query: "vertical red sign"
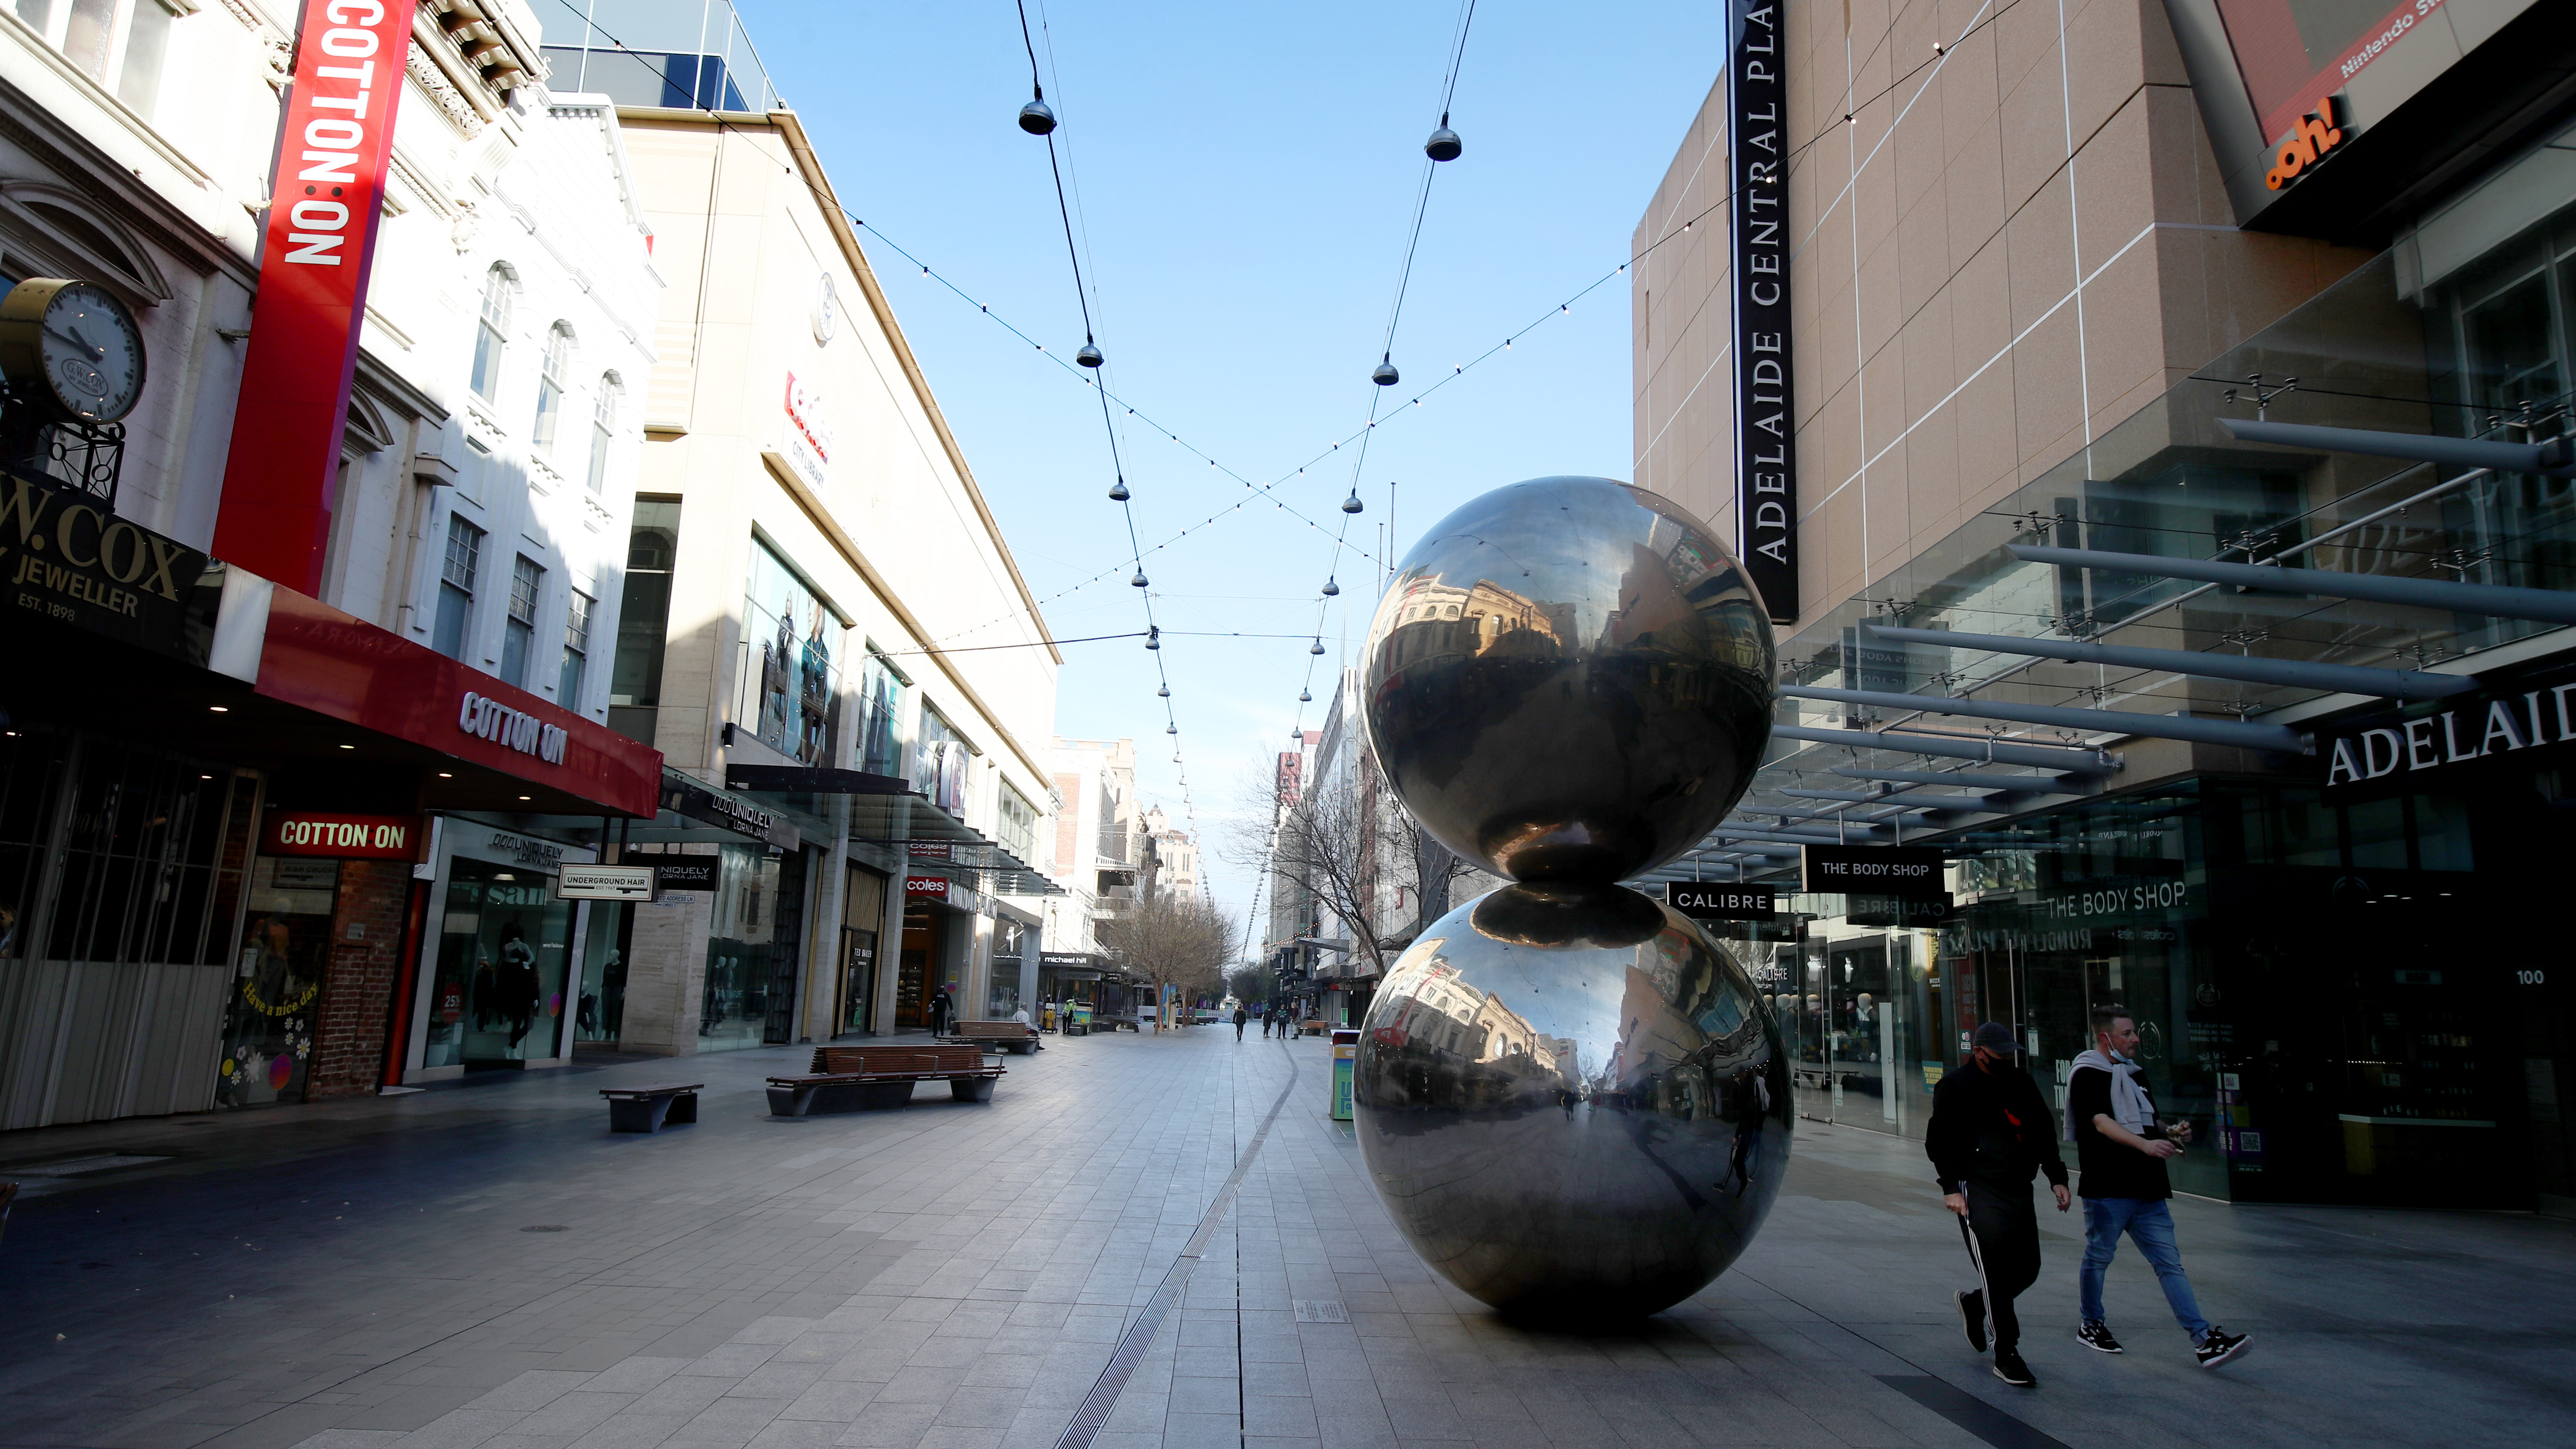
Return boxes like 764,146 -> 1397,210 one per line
212,0 -> 418,596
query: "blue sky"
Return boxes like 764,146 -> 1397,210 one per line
748,0 -> 1727,933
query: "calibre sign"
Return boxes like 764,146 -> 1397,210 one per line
1730,0 -> 1796,622
1666,883 -> 1779,921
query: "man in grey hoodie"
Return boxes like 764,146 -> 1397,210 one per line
2067,1004 -> 2249,1369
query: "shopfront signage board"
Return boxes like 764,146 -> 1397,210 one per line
905,841 -> 953,860
2,470 -> 217,660
555,864 -> 657,902
906,875 -> 950,901
262,810 -> 418,860
1843,893 -> 1956,927
212,0 -> 419,595
1728,0 -> 1797,620
1801,844 -> 1945,897
1665,883 -> 1778,921
652,857 -> 719,892
660,773 -> 792,846
2321,670 -> 2576,795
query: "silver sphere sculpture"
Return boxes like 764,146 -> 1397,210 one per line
1360,475 -> 1775,882
1352,475 -> 1787,1321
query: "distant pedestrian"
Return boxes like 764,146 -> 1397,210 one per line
1233,1004 -> 1249,1041
1928,1022 -> 2069,1388
928,985 -> 955,1036
2068,1005 -> 2249,1368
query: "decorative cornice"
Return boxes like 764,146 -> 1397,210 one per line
406,40 -> 486,138
0,85 -> 234,284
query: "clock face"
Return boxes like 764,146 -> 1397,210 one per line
40,282 -> 145,423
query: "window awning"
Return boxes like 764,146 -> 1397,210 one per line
719,772 -> 1063,896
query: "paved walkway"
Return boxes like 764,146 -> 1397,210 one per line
1,1028 -> 2571,1449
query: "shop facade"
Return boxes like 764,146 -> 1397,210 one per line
1637,0 -> 2576,1212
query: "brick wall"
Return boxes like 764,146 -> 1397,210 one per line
307,860 -> 416,1100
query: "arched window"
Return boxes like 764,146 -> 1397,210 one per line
532,321 -> 575,450
587,371 -> 622,493
470,264 -> 516,402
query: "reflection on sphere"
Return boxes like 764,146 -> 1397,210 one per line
1360,476 -> 1775,884
1354,883 -> 1792,1321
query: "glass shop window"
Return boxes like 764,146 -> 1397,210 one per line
421,858 -> 573,1070
741,539 -> 845,767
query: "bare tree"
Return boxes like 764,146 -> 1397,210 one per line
1095,889 -> 1237,1032
1235,755 -> 1479,978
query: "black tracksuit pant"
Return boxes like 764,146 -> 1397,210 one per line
1960,1176 -> 2042,1352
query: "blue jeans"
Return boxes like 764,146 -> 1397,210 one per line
2079,1197 -> 2210,1340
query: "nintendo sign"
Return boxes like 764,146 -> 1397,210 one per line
263,810 -> 419,860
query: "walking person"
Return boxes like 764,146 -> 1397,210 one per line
1233,1003 -> 1249,1041
1928,1022 -> 2070,1387
2068,1005 -> 2250,1368
927,984 -> 955,1037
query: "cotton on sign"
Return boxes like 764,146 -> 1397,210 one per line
212,0 -> 420,597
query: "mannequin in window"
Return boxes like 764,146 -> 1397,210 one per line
496,921 -> 540,1047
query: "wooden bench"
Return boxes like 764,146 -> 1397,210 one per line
943,1020 -> 1039,1055
1298,1020 -> 1329,1037
601,1083 -> 703,1133
765,1045 -> 1003,1117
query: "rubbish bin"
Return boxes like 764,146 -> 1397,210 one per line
1330,1028 -> 1358,1121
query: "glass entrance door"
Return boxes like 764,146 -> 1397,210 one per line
421,858 -> 572,1070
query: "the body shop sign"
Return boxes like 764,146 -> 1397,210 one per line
211,0 -> 417,596
264,810 -> 418,860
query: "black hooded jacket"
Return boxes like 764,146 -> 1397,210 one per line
1927,1057 -> 2069,1194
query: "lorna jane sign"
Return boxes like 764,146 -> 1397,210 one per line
212,0 -> 419,596
461,691 -> 568,765
1728,0 -> 1796,621
263,810 -> 418,860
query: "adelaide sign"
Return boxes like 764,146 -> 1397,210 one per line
1729,0 -> 1797,621
212,0 -> 418,596
2322,669 -> 2576,793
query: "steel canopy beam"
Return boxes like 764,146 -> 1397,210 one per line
1782,685 -> 2310,752
1860,622 -> 2476,700
2005,543 -> 2576,628
1782,786 -> 1998,809
1773,723 -> 2121,773
2218,417 -> 2575,477
1831,766 -> 2077,793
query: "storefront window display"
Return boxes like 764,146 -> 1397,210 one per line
700,841 -> 805,1050
857,649 -> 907,778
422,859 -> 573,1069
743,540 -> 844,767
217,856 -> 337,1106
987,918 -> 1025,1017
572,902 -> 633,1046
837,866 -> 885,1036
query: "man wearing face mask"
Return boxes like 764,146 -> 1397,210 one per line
1928,1021 -> 2068,1387
2067,1005 -> 2250,1369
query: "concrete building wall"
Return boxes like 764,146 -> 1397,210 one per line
1633,0 -> 2372,621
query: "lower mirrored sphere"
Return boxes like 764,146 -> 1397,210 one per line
1354,883 -> 1792,1321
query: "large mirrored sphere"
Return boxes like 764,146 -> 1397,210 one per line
1354,882 -> 1792,1320
1361,476 -> 1775,883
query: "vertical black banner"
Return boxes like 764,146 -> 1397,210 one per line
1729,0 -> 1796,622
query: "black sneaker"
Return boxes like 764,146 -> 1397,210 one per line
2196,1328 -> 2250,1369
1956,1289 -> 1987,1352
2077,1320 -> 2124,1353
1992,1349 -> 2035,1386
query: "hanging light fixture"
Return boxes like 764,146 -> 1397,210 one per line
1018,93 -> 1056,135
1166,724 -> 1177,734
1131,568 -> 1149,588
1321,576 -> 1340,597
1299,688 -> 1312,703
1076,341 -> 1104,368
1310,638 -> 1326,655
1424,114 -> 1463,161
1107,479 -> 1129,501
1372,357 -> 1400,386
1342,488 -> 1364,514
1157,685 -> 1170,698
1144,627 -> 1160,650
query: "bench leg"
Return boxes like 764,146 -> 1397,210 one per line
858,1081 -> 917,1110
766,1086 -> 811,1118
950,1077 -> 997,1103
609,1097 -> 672,1133
665,1092 -> 699,1125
